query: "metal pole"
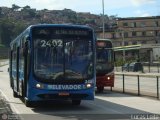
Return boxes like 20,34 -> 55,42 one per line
102,0 -> 105,39
158,63 -> 159,73
110,87 -> 112,91
122,31 -> 125,62
137,75 -> 140,96
157,76 -> 159,99
149,62 -> 151,73
123,74 -> 125,93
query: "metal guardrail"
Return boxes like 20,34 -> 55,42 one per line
115,64 -> 160,73
115,72 -> 160,99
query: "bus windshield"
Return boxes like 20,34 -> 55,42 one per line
97,48 -> 112,63
96,48 -> 114,74
32,27 -> 93,83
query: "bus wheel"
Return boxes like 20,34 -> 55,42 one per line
72,100 -> 81,105
13,90 -> 19,98
97,87 -> 104,93
24,99 -> 32,107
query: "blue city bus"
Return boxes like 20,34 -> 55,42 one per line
9,24 -> 96,107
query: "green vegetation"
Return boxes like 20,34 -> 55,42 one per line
0,44 -> 5,47
114,56 -> 137,66
0,18 -> 26,47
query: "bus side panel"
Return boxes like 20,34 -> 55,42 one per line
18,46 -> 25,97
16,47 -> 20,94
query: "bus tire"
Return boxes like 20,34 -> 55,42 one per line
24,99 -> 32,107
21,82 -> 25,98
72,100 -> 81,105
13,90 -> 19,98
97,86 -> 104,93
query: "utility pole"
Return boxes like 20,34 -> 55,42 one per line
122,30 -> 125,62
102,0 -> 105,39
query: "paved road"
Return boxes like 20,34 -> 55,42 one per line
0,65 -> 160,120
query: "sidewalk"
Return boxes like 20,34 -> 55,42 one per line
0,60 -> 8,67
0,63 -> 13,119
0,92 -> 13,115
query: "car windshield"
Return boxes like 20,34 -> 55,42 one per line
33,27 -> 94,83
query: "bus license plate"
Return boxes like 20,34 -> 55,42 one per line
58,92 -> 69,96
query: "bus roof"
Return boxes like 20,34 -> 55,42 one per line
29,24 -> 93,30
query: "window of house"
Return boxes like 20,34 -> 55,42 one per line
112,33 -> 115,38
142,31 -> 146,36
119,32 -> 122,37
131,22 -> 136,27
149,31 -> 154,36
155,21 -> 159,27
140,22 -> 146,27
132,41 -> 137,45
124,32 -> 128,38
141,41 -> 146,44
123,22 -> 128,27
132,31 -> 137,36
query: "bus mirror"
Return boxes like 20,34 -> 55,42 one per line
25,36 -> 30,48
23,40 -> 30,56
23,48 -> 26,56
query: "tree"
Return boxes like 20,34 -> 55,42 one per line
21,5 -> 36,18
12,4 -> 21,11
22,5 -> 31,10
12,22 -> 26,38
0,18 -> 14,47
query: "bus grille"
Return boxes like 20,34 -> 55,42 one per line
37,93 -> 88,100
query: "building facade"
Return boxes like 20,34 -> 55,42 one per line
96,16 -> 160,62
96,16 -> 160,47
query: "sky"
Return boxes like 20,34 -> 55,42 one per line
0,0 -> 159,18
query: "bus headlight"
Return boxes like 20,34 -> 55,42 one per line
107,76 -> 111,80
86,83 -> 92,88
36,83 -> 44,89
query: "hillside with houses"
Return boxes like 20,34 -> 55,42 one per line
0,4 -> 117,47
